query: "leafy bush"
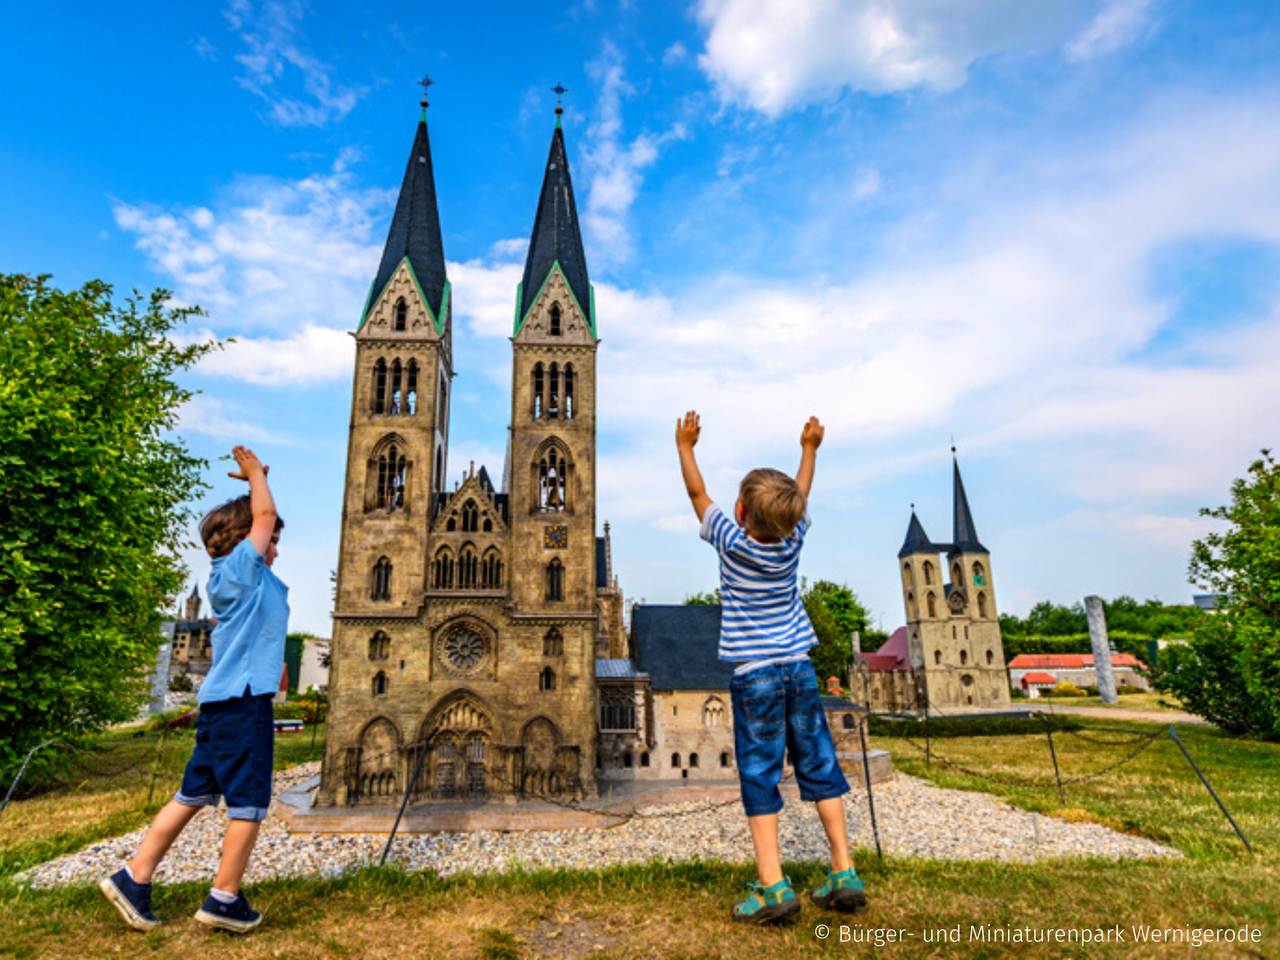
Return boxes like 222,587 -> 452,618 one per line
167,674 -> 193,693
868,713 -> 1080,738
1053,681 -> 1089,698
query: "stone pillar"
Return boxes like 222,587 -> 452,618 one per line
1084,596 -> 1118,704
150,622 -> 175,715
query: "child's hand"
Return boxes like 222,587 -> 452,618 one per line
676,411 -> 702,449
801,417 -> 824,451
227,445 -> 269,481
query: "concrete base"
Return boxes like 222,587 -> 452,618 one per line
280,749 -> 893,835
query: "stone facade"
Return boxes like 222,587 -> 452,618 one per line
169,585 -> 213,680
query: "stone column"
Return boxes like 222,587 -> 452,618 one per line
1084,596 -> 1118,704
149,622 -> 175,715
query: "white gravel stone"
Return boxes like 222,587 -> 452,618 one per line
13,763 -> 1179,889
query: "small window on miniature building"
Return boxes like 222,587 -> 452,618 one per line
623,752 -> 633,768
539,667 -> 556,691
532,363 -> 544,418
689,753 -> 699,769
550,303 -> 562,336
640,752 -> 650,767
960,650 -> 968,665
927,592 -> 937,618
564,364 -> 574,420
934,649 -> 942,665
720,752 -> 731,768
923,561 -> 934,585
406,360 -> 418,414
372,671 -> 387,696
842,714 -> 855,729
978,592 -> 988,618
372,557 -> 392,601
546,559 -> 564,602
671,753 -> 681,768
986,649 -> 994,665
548,363 -> 560,418
394,299 -> 407,331
372,358 -> 387,414
543,629 -> 563,657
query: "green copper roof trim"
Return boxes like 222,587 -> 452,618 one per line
357,257 -> 447,334
512,282 -> 523,336
356,279 -> 376,332
512,260 -> 597,340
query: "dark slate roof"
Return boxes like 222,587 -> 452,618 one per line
367,119 -> 448,324
898,511 -> 935,557
632,605 -> 737,690
517,124 -> 593,334
820,695 -> 857,710
476,466 -> 494,493
596,659 -> 647,679
595,536 -> 607,590
951,455 -> 988,553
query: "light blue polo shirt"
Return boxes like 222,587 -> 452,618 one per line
198,538 -> 290,704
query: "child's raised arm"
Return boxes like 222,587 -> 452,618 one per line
796,416 -> 823,498
227,445 -> 278,557
676,411 -> 713,521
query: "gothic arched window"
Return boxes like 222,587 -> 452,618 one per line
986,649 -> 994,665
960,649 -> 969,665
978,592 -> 988,619
394,298 -> 407,331
368,631 -> 390,661
564,364 -> 575,420
548,363 -> 560,419
539,667 -> 556,691
689,753 -> 699,769
406,360 -> 418,415
435,447 -> 444,493
372,557 -> 392,601
549,303 -> 562,336
390,359 -> 403,414
372,670 -> 388,696
538,447 -> 568,511
458,545 -> 478,589
934,649 -> 942,665
923,561 -> 934,586
372,358 -> 387,414
461,500 -> 479,533
927,592 -> 937,618
671,753 -> 681,769
907,592 -> 918,620
721,752 -> 731,767
532,363 -> 544,419
546,559 -> 564,602
375,442 -> 407,510
433,548 -> 454,590
481,549 -> 502,589
543,628 -> 563,657
703,697 -> 725,727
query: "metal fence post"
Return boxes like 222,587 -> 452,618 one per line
1040,712 -> 1065,806
856,718 -> 883,860
381,742 -> 430,866
146,722 -> 170,809
1168,726 -> 1254,854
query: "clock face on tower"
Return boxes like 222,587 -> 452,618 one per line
544,523 -> 568,549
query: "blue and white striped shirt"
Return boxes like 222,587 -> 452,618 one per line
700,503 -> 817,662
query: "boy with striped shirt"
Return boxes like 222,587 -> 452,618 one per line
676,411 -> 866,924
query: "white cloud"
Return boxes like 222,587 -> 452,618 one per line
583,42 -> 688,264
113,157 -> 389,340
695,0 -> 1086,114
177,324 -> 354,385
223,0 -> 365,126
651,514 -> 701,534
663,42 -> 689,66
1066,0 -> 1160,61
180,395 -> 288,443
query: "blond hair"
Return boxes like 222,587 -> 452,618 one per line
199,495 -> 284,559
738,468 -> 806,540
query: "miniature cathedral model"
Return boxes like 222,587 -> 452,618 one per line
853,455 -> 1011,713
317,100 -> 624,807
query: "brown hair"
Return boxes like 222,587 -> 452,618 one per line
738,468 -> 806,540
199,495 -> 284,558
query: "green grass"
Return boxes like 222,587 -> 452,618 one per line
1,717 -> 1276,958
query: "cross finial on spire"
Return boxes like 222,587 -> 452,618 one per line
552,82 -> 568,118
419,74 -> 435,116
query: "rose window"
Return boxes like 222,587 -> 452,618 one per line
445,630 -> 485,670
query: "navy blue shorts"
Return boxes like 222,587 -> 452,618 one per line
175,690 -> 275,821
730,659 -> 850,817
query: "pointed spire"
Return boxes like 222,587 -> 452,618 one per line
365,99 -> 448,327
898,509 -> 934,557
517,116 -> 593,336
952,450 -> 987,553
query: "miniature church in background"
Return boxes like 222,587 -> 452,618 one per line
853,454 -> 1012,714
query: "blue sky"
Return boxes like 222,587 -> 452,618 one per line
4,1 -> 1279,636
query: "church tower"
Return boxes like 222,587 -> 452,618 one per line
898,455 -> 1010,712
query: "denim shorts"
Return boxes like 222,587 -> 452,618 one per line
175,690 -> 275,821
730,659 -> 850,816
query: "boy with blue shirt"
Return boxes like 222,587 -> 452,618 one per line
676,411 -> 867,924
101,446 -> 288,934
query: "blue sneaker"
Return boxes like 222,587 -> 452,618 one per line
194,891 -> 263,933
731,877 -> 802,925
99,868 -> 159,931
810,866 -> 867,912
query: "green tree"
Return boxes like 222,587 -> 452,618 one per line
0,274 -> 214,779
1156,451 -> 1280,740
802,580 -> 883,688
683,588 -> 722,605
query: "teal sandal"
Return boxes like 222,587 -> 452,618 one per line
810,867 -> 867,912
732,877 -> 802,925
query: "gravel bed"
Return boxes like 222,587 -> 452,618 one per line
15,763 -> 1179,889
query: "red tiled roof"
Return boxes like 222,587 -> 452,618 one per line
870,626 -> 911,670
1021,672 -> 1057,685
861,654 -> 901,672
1009,653 -> 1146,670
